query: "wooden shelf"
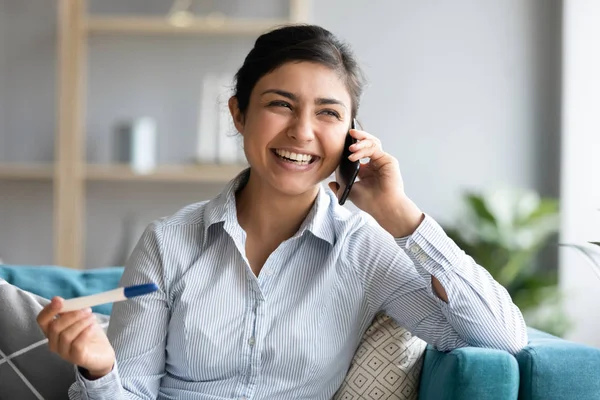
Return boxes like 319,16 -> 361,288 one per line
84,164 -> 247,183
0,164 -> 54,180
86,16 -> 290,35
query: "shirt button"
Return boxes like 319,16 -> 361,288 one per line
264,269 -> 273,276
410,244 -> 420,254
248,337 -> 255,346
417,253 -> 429,263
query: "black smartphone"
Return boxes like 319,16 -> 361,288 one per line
335,118 -> 360,205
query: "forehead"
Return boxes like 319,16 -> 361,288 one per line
254,61 -> 351,103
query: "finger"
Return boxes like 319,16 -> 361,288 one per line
349,139 -> 376,152
58,314 -> 97,358
348,141 -> 385,163
70,323 -> 101,364
52,308 -> 93,334
348,129 -> 374,141
36,297 -> 64,335
48,308 -> 92,352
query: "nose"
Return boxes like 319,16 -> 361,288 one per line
287,115 -> 315,143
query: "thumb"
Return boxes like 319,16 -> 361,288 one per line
51,296 -> 64,310
328,181 -> 340,194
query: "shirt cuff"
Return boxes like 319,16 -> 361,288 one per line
395,214 -> 464,301
75,361 -> 120,390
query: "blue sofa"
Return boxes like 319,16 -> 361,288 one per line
2,265 -> 600,400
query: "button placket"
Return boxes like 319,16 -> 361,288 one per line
238,289 -> 262,398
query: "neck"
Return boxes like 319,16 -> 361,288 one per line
235,170 -> 319,242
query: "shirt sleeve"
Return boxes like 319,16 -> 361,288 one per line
344,213 -> 528,355
68,220 -> 170,400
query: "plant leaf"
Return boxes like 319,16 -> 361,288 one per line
509,272 -> 558,310
559,243 -> 600,280
465,193 -> 497,225
520,198 -> 559,223
497,249 -> 536,286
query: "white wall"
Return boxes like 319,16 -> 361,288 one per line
559,0 -> 600,348
0,0 -> 57,266
314,0 -> 562,221
0,0 -> 56,163
0,2 -> 6,160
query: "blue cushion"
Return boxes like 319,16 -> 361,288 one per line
418,345 -> 519,400
517,328 -> 600,400
0,265 -> 125,315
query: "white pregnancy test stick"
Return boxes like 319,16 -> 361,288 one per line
60,283 -> 158,313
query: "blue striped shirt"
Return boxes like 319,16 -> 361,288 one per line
69,169 -> 527,400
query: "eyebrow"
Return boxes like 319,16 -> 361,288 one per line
261,89 -> 347,109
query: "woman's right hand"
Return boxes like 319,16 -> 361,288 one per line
37,297 -> 116,379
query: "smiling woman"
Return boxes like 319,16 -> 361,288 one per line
231,61 -> 352,198
228,25 -> 363,202
37,24 -> 528,400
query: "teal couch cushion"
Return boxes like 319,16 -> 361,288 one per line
418,345 -> 519,400
517,328 -> 600,400
0,265 -> 125,315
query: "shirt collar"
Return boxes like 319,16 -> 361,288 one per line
202,168 -> 336,246
296,183 -> 337,245
202,168 -> 249,236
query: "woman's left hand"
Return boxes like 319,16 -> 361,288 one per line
328,128 -> 424,238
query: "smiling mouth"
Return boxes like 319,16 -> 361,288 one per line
272,149 -> 319,165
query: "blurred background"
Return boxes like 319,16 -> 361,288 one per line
0,0 -> 598,347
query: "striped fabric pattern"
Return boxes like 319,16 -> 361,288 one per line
69,169 -> 527,400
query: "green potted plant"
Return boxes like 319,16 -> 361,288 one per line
445,188 -> 570,337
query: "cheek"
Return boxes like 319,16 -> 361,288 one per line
321,136 -> 345,167
244,108 -> 288,140
257,103 -> 291,122
241,114 -> 271,147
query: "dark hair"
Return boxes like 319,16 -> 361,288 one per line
233,24 -> 366,119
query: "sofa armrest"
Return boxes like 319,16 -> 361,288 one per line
418,345 -> 519,400
516,328 -> 600,400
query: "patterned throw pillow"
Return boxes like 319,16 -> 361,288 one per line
334,313 -> 427,400
0,279 -> 109,400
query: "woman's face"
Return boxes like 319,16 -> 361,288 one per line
230,61 -> 352,197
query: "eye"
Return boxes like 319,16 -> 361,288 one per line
268,100 -> 292,110
319,109 -> 341,120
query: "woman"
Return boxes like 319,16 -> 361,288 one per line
37,24 -> 527,399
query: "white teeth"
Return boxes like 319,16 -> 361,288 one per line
274,149 -> 314,165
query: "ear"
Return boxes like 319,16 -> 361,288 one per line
228,96 -> 245,135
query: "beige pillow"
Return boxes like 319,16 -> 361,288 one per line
335,313 -> 427,400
